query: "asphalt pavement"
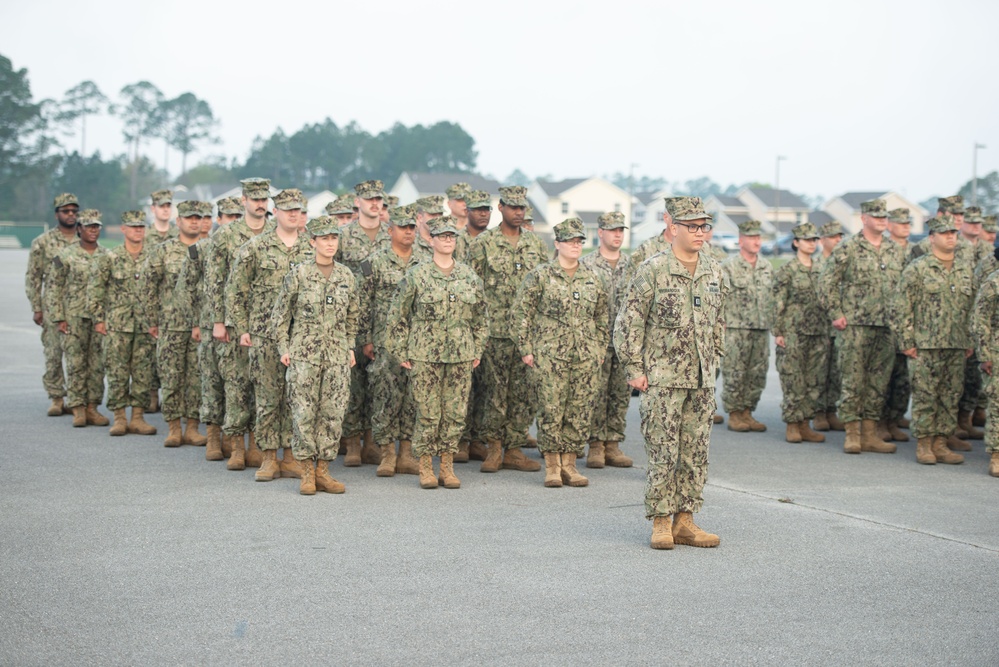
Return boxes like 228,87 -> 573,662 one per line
1,248 -> 996,666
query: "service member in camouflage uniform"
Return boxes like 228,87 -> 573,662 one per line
387,216 -> 488,490
614,196 -> 725,550
721,219 -> 772,432
771,223 -> 826,443
326,193 -> 356,227
50,209 -> 109,427
580,211 -> 634,468
208,177 -> 275,470
454,189 -> 492,264
414,196 -> 445,258
893,215 -> 974,465
468,185 -> 547,473
148,189 -> 179,244
513,217 -> 608,488
957,205 -> 988,439
818,199 -> 904,454
26,193 -> 79,416
814,220 -> 845,430
971,251 -> 999,477
879,208 -> 914,442
446,182 -> 472,231
273,217 -> 359,495
88,210 -> 158,436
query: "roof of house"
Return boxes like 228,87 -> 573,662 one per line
837,191 -> 889,209
715,195 -> 743,207
527,198 -> 546,223
747,186 -> 809,209
726,213 -> 753,227
575,210 -> 602,226
535,178 -> 588,196
405,172 -> 502,194
809,210 -> 834,226
635,191 -> 661,206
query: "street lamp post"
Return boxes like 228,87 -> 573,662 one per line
627,162 -> 638,249
774,155 -> 786,231
973,143 -> 986,206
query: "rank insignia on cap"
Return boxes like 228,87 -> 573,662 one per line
515,262 -> 522,270
134,273 -> 140,280
326,295 -> 334,305
449,293 -> 456,302
694,296 -> 702,308
573,291 -> 580,300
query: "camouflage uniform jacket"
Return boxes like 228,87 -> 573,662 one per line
721,254 -> 773,329
892,254 -> 974,351
973,239 -> 994,267
974,252 -> 999,291
971,271 -> 999,366
386,261 -> 488,364
454,228 -> 485,264
335,221 -> 392,275
25,227 -> 76,313
467,226 -> 548,339
819,234 -> 904,327
176,238 -> 211,330
906,235 -> 975,267
49,244 -> 109,323
273,262 -> 358,367
614,247 -> 726,389
620,232 -> 671,292
88,244 -> 152,333
143,238 -> 198,332
205,217 -> 274,326
415,235 -> 434,260
226,230 -> 313,340
512,261 -> 609,363
703,241 -> 729,263
149,225 -> 179,245
580,250 -> 632,348
771,258 -> 826,338
358,248 -> 423,350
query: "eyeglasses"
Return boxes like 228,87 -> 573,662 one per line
559,238 -> 584,246
674,222 -> 713,234
434,233 -> 457,240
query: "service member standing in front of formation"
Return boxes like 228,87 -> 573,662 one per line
813,221 -> 846,431
879,208 -> 915,443
971,247 -> 999,477
615,197 -> 725,551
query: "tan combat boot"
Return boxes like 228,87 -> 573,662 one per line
438,453 -> 460,489
860,419 -> 896,453
254,450 -> 280,481
525,434 -> 538,448
480,439 -> 504,473
47,397 -> 65,417
876,419 -> 892,442
164,419 -> 183,447
245,431 -> 262,467
672,512 -> 720,548
543,453 -> 562,487
280,448 -> 304,478
947,434 -> 972,452
559,453 -> 588,487
990,452 -> 999,477
361,429 -> 381,464
315,459 -> 345,493
651,516 -> 674,550
220,429 -> 233,457
932,436 -> 964,464
148,390 -> 159,414
343,434 -> 362,467
503,447 -> 541,472
86,404 -> 109,426
799,421 -> 826,443
586,441 -> 606,469
182,419 -> 207,446
376,444 -> 397,477
785,421 -> 802,443
128,408 -> 157,435
396,439 -> 420,475
299,459 -> 316,495
604,442 -> 633,467
455,440 -> 470,463
419,455 -> 438,489
827,411 -> 846,431
958,410 -> 984,440
72,406 -> 87,428
745,412 -> 767,432
727,409 -> 751,432
812,412 -> 831,431
896,416 -> 910,428
843,421 -> 861,454
915,437 -> 936,465
226,435 -> 246,471
109,408 -> 128,436
468,440 -> 487,461
713,413 -> 724,425
887,421 -> 909,442
973,407 -> 987,428
205,425 -> 223,461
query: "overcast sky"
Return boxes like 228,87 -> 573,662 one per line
3,0 -> 997,204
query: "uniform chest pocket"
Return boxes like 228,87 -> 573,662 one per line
165,257 -> 184,279
111,266 -> 131,284
575,289 -> 598,317
728,271 -> 750,290
655,291 -> 683,328
415,291 -> 446,320
487,256 -> 513,285
791,273 -> 814,296
255,258 -> 286,289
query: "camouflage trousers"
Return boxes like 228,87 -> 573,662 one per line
639,385 -> 713,519
908,348 -> 964,439
818,335 -> 842,413
288,358 -> 350,461
249,338 -> 292,451
41,320 -> 66,399
461,364 -> 485,443
836,325 -> 894,422
218,330 -> 254,436
589,347 -> 630,443
368,351 -> 415,446
721,328 -> 769,413
775,332 -> 827,424
881,353 -> 911,423
342,345 -> 371,439
157,329 -> 200,421
479,337 -> 532,449
104,330 -> 155,410
531,354 -> 601,456
62,317 -> 104,408
198,335 -> 225,426
410,360 -> 473,457
983,374 -> 999,453
959,354 -> 983,412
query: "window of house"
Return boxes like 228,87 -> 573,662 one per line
561,202 -> 569,214
614,203 -> 621,212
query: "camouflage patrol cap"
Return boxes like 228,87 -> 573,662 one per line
738,219 -> 763,236
150,189 -> 173,205
820,220 -> 844,237
176,201 -> 204,217
664,196 -> 712,222
217,196 -> 243,216
983,215 -> 998,233
77,209 -> 102,226
389,207 -> 417,227
273,188 -> 307,211
860,199 -> 888,218
938,195 -> 964,215
196,201 -> 214,217
306,216 -> 341,237
524,206 -> 534,222
415,195 -> 446,215
354,179 -> 385,199
240,177 -> 271,199
121,210 -> 147,226
384,194 -> 399,208
553,217 -> 586,241
791,222 -> 819,240
887,208 -> 911,224
597,211 -> 627,230
325,193 -> 355,216
498,185 -> 528,207
53,193 -> 79,210
446,182 -> 472,200
465,190 -> 491,209
928,214 -> 958,234
427,215 -> 459,236
964,205 -> 983,223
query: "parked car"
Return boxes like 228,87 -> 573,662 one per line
712,232 -> 739,253
761,234 -> 794,256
